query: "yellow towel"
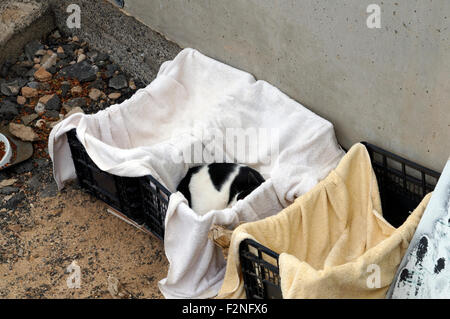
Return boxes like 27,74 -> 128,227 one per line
217,143 -> 431,299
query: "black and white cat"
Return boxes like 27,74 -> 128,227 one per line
177,163 -> 265,215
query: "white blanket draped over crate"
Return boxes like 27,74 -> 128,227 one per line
49,48 -> 345,299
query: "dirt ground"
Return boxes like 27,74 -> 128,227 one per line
0,182 -> 168,299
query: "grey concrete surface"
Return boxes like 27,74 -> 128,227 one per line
0,0 -> 54,65
118,0 -> 450,172
49,0 -> 181,84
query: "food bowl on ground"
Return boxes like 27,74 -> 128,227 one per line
0,133 -> 12,168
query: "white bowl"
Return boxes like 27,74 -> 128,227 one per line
0,133 -> 12,167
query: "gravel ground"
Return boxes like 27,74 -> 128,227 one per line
0,29 -> 168,299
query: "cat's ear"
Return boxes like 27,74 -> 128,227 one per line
248,171 -> 260,186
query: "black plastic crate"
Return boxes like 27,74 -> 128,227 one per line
66,129 -> 171,240
239,142 -> 441,299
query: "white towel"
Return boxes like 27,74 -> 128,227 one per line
48,48 -> 345,298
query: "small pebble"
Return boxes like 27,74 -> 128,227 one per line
129,80 -> 136,90
77,54 -> 86,63
21,87 -> 38,98
71,86 -> 83,95
89,88 -> 102,101
35,102 -> 46,115
35,119 -> 46,129
34,67 -> 52,82
108,92 -> 121,100
17,96 -> 26,105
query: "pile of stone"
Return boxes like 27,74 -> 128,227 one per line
0,29 -> 143,146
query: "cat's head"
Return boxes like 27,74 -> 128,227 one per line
235,169 -> 265,201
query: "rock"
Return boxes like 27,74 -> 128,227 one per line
47,66 -> 57,74
33,57 -> 40,64
108,92 -> 121,100
38,94 -> 53,104
109,74 -> 127,90
35,119 -> 46,129
0,178 -> 16,188
33,63 -> 41,69
40,84 -> 51,93
8,123 -> 39,142
0,61 -> 12,78
25,68 -> 36,79
34,102 -> 45,115
60,81 -> 71,98
11,160 -> 34,174
1,80 -> 21,96
86,50 -> 98,62
88,88 -> 102,101
41,53 -> 58,70
44,110 -> 59,119
77,54 -> 86,63
24,40 -> 43,61
62,44 -> 76,58
0,100 -> 19,120
39,94 -> 61,111
88,79 -> 105,90
59,61 -> 97,82
0,186 -> 18,195
21,113 -> 38,126
129,79 -> 136,90
57,46 -> 64,54
51,30 -> 62,39
71,86 -> 83,95
26,81 -> 40,89
3,192 -> 25,210
17,96 -> 26,105
72,36 -> 79,42
21,86 -> 38,98
35,49 -> 47,56
34,67 -> 52,82
63,97 -> 86,110
105,64 -> 119,78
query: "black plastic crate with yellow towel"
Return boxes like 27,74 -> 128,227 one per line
239,142 -> 441,299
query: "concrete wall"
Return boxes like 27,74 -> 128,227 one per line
117,0 -> 450,172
